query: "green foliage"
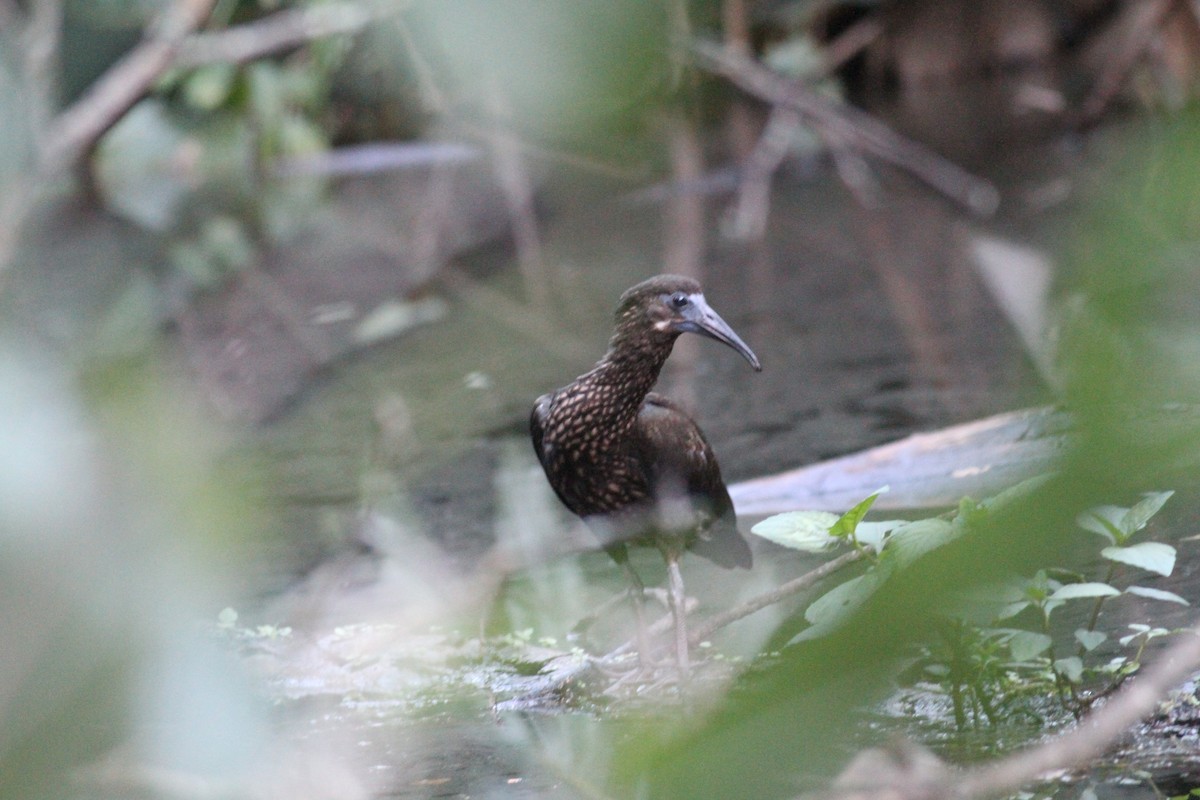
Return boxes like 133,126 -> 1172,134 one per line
92,6 -> 347,289
753,483 -> 1185,730
750,487 -> 898,552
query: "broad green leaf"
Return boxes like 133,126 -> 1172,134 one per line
978,474 -> 1054,513
1075,629 -> 1107,651
803,574 -> 870,627
1054,656 -> 1084,683
1076,506 -> 1124,543
1101,542 -> 1176,576
1124,491 -> 1174,534
1048,582 -> 1121,601
1119,625 -> 1168,645
995,600 -> 1032,620
885,518 -> 958,567
1077,491 -> 1174,544
828,488 -> 888,539
793,573 -> 882,642
750,511 -> 840,552
854,520 -> 906,550
1008,631 -> 1053,661
955,578 -> 1030,623
1125,586 -> 1190,605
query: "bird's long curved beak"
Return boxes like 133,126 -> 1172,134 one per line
680,296 -> 762,371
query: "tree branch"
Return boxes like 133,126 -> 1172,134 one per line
688,39 -> 1000,217
38,0 -> 411,173
38,0 -> 218,171
816,626 -> 1200,800
173,0 -> 403,68
956,627 -> 1200,799
688,548 -> 867,647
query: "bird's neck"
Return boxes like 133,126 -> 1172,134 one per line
586,330 -> 673,397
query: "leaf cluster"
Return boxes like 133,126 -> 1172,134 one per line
751,484 -> 1188,729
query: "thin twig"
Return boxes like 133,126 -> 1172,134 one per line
173,0 -> 403,68
601,548 -> 867,661
822,15 -> 884,73
687,549 -> 867,647
689,39 -> 1000,216
726,104 -> 804,240
1080,0 -> 1176,124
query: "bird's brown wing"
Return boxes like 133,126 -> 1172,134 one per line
633,393 -> 752,568
531,392 -> 578,515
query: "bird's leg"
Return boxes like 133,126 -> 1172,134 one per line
605,544 -> 654,672
661,543 -> 690,684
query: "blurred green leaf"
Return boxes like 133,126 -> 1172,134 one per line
1077,491 -> 1173,545
1054,656 -> 1084,683
1075,629 -> 1108,651
750,511 -> 839,552
1047,582 -> 1121,601
95,100 -> 192,231
1100,542 -> 1176,575
854,520 -> 905,551
1125,586 -> 1189,605
885,518 -> 958,568
183,63 -> 238,111
795,573 -> 879,641
1124,490 -> 1175,533
1076,506 -> 1125,544
1008,630 -> 1052,661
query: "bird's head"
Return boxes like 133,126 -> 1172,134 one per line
614,275 -> 762,371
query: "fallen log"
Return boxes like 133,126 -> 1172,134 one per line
729,406 -> 1070,514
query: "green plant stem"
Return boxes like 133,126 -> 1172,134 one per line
1078,562 -> 1118,657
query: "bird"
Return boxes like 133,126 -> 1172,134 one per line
530,274 -> 761,679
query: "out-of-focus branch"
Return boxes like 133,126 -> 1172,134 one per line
687,548 -> 867,648
1080,0 -> 1175,124
957,627 -> 1200,799
601,547 -> 868,662
689,39 -> 1000,217
22,0 -> 62,132
816,626 -> 1200,800
173,0 -> 404,68
39,0 -> 410,173
38,0 -> 218,171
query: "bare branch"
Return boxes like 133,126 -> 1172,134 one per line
815,626 -> 1200,800
39,0 -> 219,171
688,548 -> 867,647
39,0 -> 410,173
1080,0 -> 1175,124
173,0 -> 403,68
956,627 -> 1200,798
689,39 -> 1000,217
600,547 -> 868,662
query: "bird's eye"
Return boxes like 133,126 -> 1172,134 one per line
670,293 -> 690,309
